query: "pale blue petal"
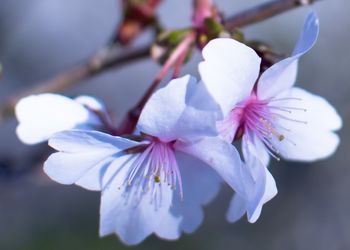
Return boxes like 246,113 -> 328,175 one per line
168,152 -> 221,234
226,133 -> 277,223
175,137 -> 247,199
74,156 -> 114,191
272,126 -> 340,162
226,193 -> 246,223
44,130 -> 139,190
227,166 -> 277,223
154,210 -> 182,240
248,132 -> 270,167
273,87 -> 342,132
44,151 -> 113,190
247,166 -> 277,223
46,130 -> 182,244
48,130 -> 137,153
15,93 -> 100,144
242,133 -> 277,221
74,95 -> 107,112
292,12 -> 319,57
258,12 -> 319,99
199,38 -> 261,116
137,75 -> 220,142
271,87 -> 341,161
99,154 -> 178,245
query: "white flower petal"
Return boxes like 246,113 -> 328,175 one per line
99,154 -> 177,245
15,93 -> 100,144
273,87 -> 342,132
44,130 -> 139,190
199,38 -> 261,116
167,152 -> 221,234
48,130 -> 137,153
272,126 -> 340,162
226,133 -> 276,223
258,12 -> 319,99
247,167 -> 277,223
270,87 -> 341,162
175,136 -> 246,198
74,158 -> 113,191
216,111 -> 240,143
245,132 -> 270,166
226,194 -> 246,223
44,151 -> 112,190
154,210 -> 182,240
257,58 -> 298,103
239,134 -> 277,223
48,133 -> 182,245
292,12 -> 320,57
226,163 -> 277,223
74,95 -> 106,112
138,75 -> 220,141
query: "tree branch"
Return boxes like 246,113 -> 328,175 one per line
0,0 -> 320,121
224,0 -> 319,30
0,45 -> 150,119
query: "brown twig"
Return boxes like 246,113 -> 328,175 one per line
117,31 -> 196,134
0,45 -> 150,120
224,0 -> 318,30
116,0 -> 320,134
0,0 -> 320,121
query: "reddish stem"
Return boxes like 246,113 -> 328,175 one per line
0,0 -> 321,122
224,0 -> 318,29
172,46 -> 189,79
92,109 -> 119,135
117,31 -> 196,134
193,0 -> 214,27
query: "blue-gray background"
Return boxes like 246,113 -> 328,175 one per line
0,0 -> 349,249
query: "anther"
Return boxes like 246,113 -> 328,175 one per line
278,134 -> 285,141
154,175 -> 161,183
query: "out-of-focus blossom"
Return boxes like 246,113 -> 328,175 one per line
199,12 -> 342,222
115,0 -> 162,45
192,0 -> 219,28
43,75 -> 255,245
15,94 -> 107,144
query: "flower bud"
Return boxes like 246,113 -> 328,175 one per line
114,0 -> 162,45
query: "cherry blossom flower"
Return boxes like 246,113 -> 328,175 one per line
15,93 -> 108,144
43,75 -> 254,245
198,12 -> 342,222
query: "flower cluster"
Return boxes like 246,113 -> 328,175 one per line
15,12 -> 341,245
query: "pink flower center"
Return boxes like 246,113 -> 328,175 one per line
222,93 -> 307,160
124,138 -> 183,200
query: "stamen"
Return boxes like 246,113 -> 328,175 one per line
272,112 -> 308,124
122,140 -> 182,207
268,105 -> 307,112
269,97 -> 303,102
230,94 -> 308,162
278,134 -> 285,141
154,175 -> 161,183
260,137 -> 281,161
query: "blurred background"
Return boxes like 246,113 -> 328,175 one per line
0,0 -> 349,249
